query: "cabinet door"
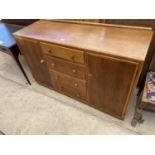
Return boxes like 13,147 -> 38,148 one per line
16,38 -> 52,86
87,53 -> 138,119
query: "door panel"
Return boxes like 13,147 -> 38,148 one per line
16,38 -> 51,86
87,53 -> 138,118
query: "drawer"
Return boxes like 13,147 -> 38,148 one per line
40,42 -> 85,64
46,56 -> 86,80
50,70 -> 87,101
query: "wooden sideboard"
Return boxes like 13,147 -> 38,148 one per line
13,20 -> 153,119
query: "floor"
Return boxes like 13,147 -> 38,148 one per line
0,52 -> 155,135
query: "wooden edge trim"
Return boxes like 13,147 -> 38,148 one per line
85,52 -> 141,66
122,62 -> 140,117
42,19 -> 153,31
14,36 -> 144,63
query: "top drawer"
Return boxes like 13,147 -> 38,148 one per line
40,42 -> 85,64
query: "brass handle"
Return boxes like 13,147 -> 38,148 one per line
40,59 -> 45,64
72,69 -> 76,73
74,83 -> 78,87
51,63 -> 55,67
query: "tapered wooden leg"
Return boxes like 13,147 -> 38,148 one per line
10,48 -> 31,85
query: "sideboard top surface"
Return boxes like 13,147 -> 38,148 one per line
14,20 -> 153,61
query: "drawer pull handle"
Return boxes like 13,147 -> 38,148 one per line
48,49 -> 53,54
74,83 -> 78,87
51,63 -> 55,67
72,69 -> 76,73
40,59 -> 45,64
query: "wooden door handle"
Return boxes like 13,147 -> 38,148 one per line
72,69 -> 76,73
40,59 -> 45,64
74,83 -> 78,87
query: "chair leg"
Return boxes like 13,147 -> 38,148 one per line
10,49 -> 31,85
0,130 -> 5,135
131,92 -> 145,127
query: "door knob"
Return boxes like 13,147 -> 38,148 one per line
74,83 -> 78,87
72,69 -> 76,73
40,59 -> 45,64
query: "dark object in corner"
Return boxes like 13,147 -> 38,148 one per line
0,23 -> 31,85
0,130 -> 5,135
1,19 -> 39,26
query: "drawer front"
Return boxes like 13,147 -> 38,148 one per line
40,42 -> 85,64
50,70 -> 87,101
46,56 -> 86,80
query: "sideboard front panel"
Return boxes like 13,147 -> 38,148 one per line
16,38 -> 52,86
14,20 -> 152,119
87,53 -> 138,118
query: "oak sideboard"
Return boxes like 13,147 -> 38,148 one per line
13,20 -> 153,119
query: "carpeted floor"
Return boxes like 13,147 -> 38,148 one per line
0,51 -> 155,135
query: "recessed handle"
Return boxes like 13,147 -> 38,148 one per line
40,59 -> 45,64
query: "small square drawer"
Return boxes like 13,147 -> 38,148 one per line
50,70 -> 87,101
40,42 -> 85,64
46,56 -> 86,80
